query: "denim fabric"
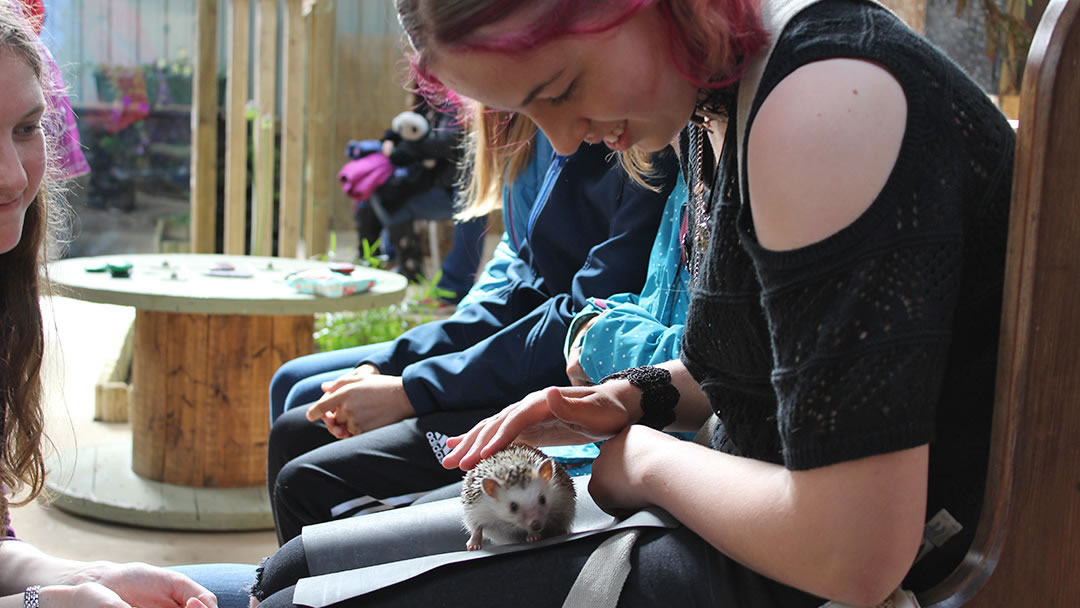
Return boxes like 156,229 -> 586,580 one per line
170,563 -> 257,608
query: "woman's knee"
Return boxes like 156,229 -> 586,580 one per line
251,537 -> 309,603
269,408 -> 314,463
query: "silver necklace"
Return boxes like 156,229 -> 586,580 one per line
687,115 -> 713,279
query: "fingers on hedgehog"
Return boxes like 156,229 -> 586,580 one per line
461,443 -> 577,551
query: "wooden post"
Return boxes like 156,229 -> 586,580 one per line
224,0 -> 250,255
997,0 -> 1030,96
279,0 -> 307,258
303,0 -> 336,258
190,0 -> 219,254
252,0 -> 278,257
93,321 -> 135,423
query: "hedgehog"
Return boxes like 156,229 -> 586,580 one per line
460,443 -> 577,551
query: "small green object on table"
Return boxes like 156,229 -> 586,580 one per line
106,261 -> 133,278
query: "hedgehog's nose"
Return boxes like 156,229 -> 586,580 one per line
529,520 -> 543,531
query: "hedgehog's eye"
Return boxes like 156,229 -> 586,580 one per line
539,495 -> 546,505
510,502 -> 519,512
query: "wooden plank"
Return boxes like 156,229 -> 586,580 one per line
302,2 -> 317,256
920,0 -> 1080,604
131,310 -> 169,480
189,0 -> 220,253
162,313 -> 210,486
278,0 -> 307,258
251,0 -> 278,257
334,33 -> 408,233
273,314 -> 316,365
303,0 -> 336,257
224,0 -> 251,255
247,315 -> 280,482
93,320 -> 135,423
204,314 -> 277,486
966,0 -> 1080,601
997,0 -> 1030,95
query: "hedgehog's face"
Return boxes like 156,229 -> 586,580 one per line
480,457 -> 558,533
499,482 -> 551,533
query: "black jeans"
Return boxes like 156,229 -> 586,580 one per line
267,405 -> 501,545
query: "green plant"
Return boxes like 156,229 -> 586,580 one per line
313,239 -> 456,351
314,305 -> 428,351
313,288 -> 448,350
359,237 -> 384,268
413,269 -> 459,305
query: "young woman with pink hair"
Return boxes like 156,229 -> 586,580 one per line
250,0 -> 1015,605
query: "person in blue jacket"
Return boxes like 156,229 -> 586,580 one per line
266,115 -> 678,544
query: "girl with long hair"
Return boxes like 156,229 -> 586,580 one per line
0,3 -> 253,606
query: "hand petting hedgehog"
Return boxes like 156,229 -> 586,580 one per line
461,443 -> 577,551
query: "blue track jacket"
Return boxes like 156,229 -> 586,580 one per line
361,141 -> 679,415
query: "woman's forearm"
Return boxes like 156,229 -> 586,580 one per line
634,439 -> 927,605
0,540 -> 86,595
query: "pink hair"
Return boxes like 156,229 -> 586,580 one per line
401,0 -> 768,108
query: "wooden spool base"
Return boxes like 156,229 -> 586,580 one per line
131,309 -> 313,487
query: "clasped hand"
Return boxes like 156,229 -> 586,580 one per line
305,364 -> 415,438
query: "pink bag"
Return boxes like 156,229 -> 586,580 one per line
337,154 -> 393,201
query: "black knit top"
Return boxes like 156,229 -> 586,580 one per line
680,0 -> 1015,592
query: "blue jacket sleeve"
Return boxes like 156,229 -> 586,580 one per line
576,295 -> 685,383
456,235 -> 516,311
400,148 -> 680,414
358,264 -> 552,376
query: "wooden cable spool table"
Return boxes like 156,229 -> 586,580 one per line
46,253 -> 408,529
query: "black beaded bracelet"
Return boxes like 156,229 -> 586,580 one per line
598,366 -> 679,430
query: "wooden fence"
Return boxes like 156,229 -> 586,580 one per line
189,0 -> 407,258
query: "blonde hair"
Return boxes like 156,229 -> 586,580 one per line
455,104 -> 538,221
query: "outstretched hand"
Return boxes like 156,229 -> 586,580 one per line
441,382 -> 639,470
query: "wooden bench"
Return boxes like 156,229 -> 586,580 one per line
918,0 -> 1080,604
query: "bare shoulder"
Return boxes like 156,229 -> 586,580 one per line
745,58 -> 907,251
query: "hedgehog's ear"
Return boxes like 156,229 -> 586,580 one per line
482,477 -> 501,497
537,458 -> 555,482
